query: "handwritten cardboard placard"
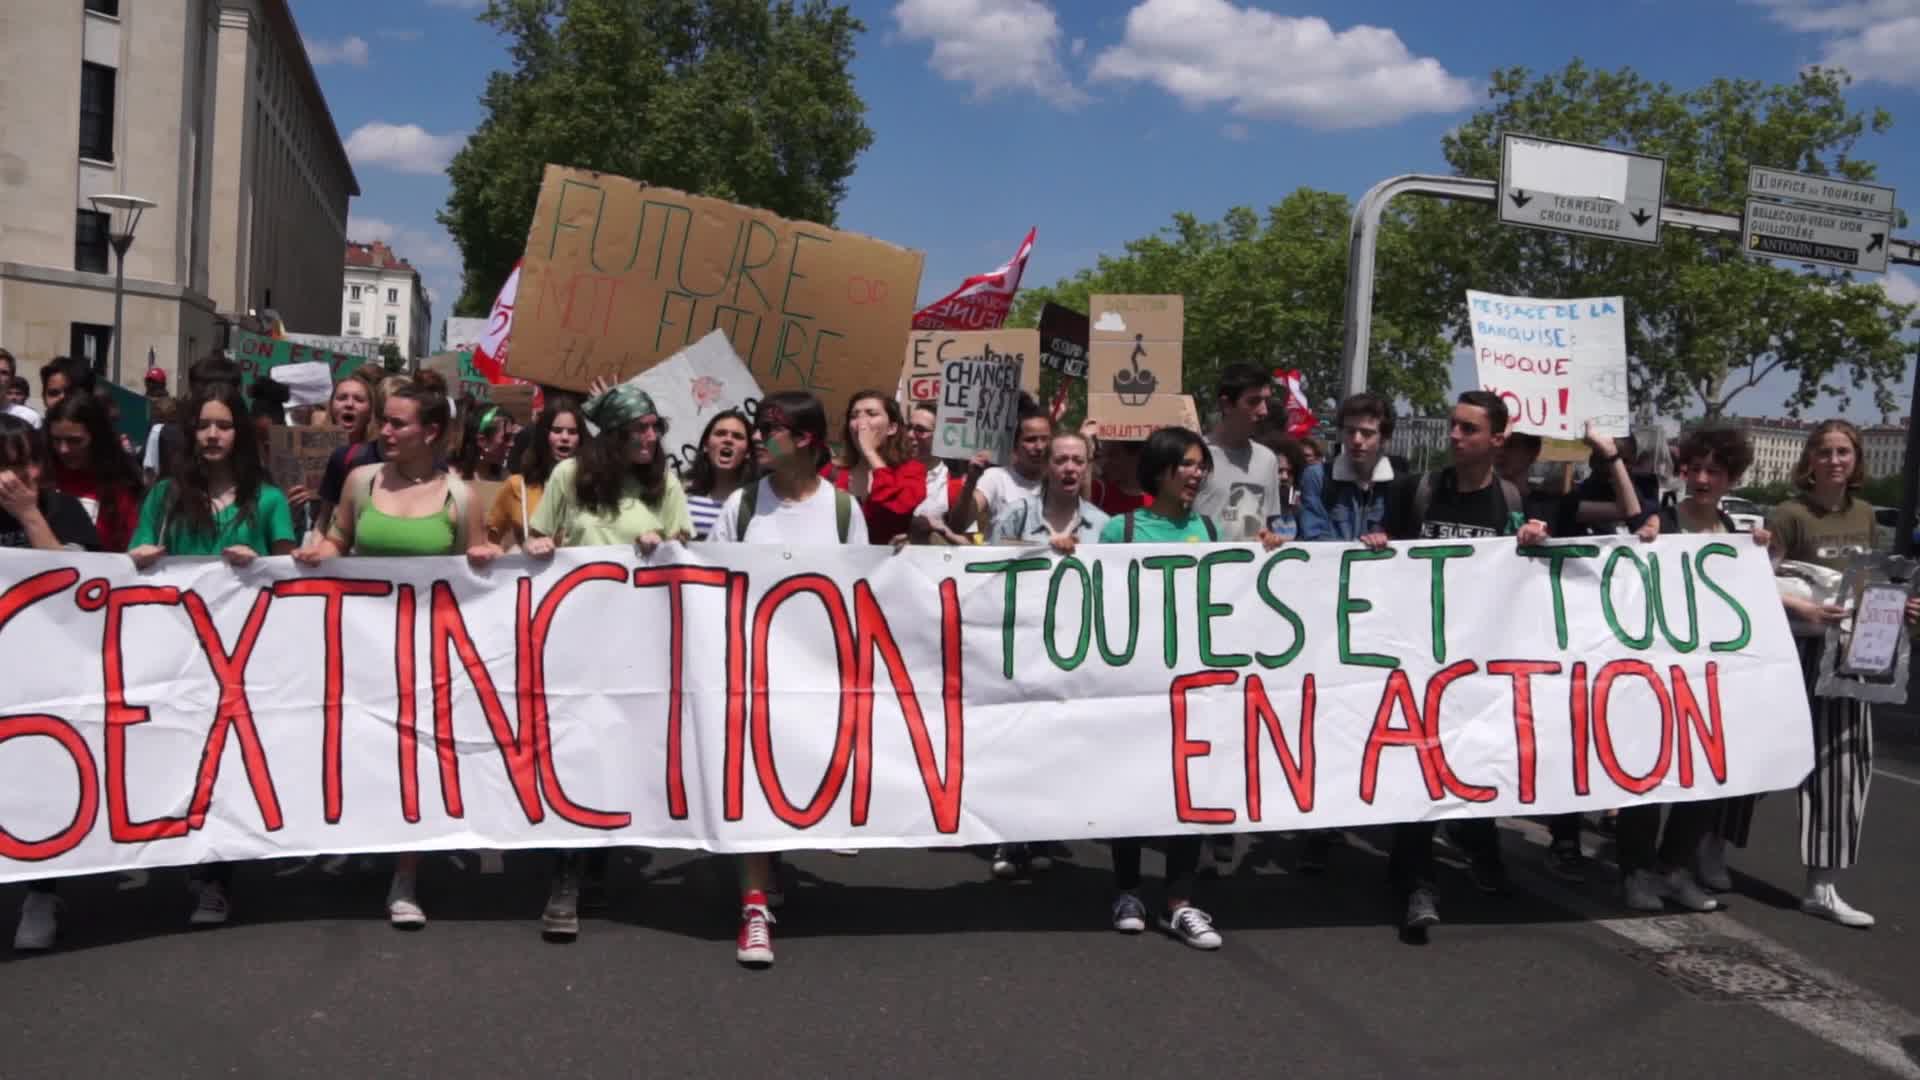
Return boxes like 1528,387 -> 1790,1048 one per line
422,352 -> 536,424
935,353 -> 1024,465
1085,393 -> 1199,441
1089,295 -> 1182,409
1038,303 -> 1088,379
900,328 -> 1040,407
265,427 -> 349,498
1467,291 -> 1629,439
512,165 -> 925,422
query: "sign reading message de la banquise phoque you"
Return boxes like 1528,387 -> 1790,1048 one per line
509,165 -> 927,422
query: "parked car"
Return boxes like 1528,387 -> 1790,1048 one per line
1719,496 -> 1765,533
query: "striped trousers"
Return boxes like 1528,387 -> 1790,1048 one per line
1718,636 -> 1873,869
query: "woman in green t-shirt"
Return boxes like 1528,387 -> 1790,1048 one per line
126,381 -> 296,930
512,377 -> 691,941
129,381 -> 296,569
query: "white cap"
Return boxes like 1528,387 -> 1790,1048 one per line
4,404 -> 43,429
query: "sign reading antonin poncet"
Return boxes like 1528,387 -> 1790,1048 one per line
511,165 -> 926,421
936,352 -> 1023,464
1468,291 -> 1629,438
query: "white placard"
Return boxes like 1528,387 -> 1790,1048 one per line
1468,290 -> 1630,438
622,330 -> 765,464
934,353 -> 1023,464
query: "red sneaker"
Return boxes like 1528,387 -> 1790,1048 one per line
736,891 -> 775,968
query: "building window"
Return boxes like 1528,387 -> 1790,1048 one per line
385,315 -> 398,337
84,0 -> 120,15
79,63 -> 116,162
74,208 -> 109,273
349,284 -> 361,300
348,311 -> 362,333
70,324 -> 112,373
387,287 -> 398,304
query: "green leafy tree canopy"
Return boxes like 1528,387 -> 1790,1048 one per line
441,0 -> 873,315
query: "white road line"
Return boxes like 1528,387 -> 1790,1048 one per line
1873,767 -> 1920,789
1503,819 -> 1920,1078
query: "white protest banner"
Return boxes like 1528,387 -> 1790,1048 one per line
1468,291 -> 1630,438
935,352 -> 1023,463
0,536 -> 1809,881
621,330 -> 765,471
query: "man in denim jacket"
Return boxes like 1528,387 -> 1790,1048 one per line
1298,392 -> 1396,545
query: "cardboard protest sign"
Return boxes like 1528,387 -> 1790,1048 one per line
621,330 -> 764,471
1038,303 -> 1088,379
1085,294 -> 1188,434
511,165 -> 925,421
935,351 -> 1024,464
900,329 -> 1040,406
266,427 -> 349,498
1085,393 -> 1200,442
0,536 -> 1810,880
231,330 -> 365,392
1468,291 -> 1629,441
423,352 -> 536,423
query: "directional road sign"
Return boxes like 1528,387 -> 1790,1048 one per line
1743,166 -> 1897,274
1498,134 -> 1667,246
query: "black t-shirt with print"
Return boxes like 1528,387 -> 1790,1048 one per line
1416,470 -> 1517,540
0,492 -> 101,550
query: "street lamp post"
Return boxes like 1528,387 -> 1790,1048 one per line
87,193 -> 155,386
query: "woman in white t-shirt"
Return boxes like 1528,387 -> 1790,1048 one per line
709,391 -> 866,969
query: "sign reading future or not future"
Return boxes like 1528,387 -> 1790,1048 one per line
1744,166 -> 1897,274
1497,134 -> 1667,246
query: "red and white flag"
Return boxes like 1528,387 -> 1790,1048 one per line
1277,368 -> 1316,437
912,228 -> 1036,331
471,260 -> 520,385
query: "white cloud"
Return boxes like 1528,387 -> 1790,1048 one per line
1089,0 -> 1474,129
893,0 -> 1090,108
1749,0 -> 1920,85
1881,267 -> 1920,307
303,35 -> 370,67
347,214 -> 460,272
343,122 -> 465,175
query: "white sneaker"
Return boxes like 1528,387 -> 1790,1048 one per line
13,892 -> 58,951
1801,876 -> 1874,928
189,881 -> 231,926
1662,868 -> 1720,913
1623,869 -> 1665,912
1160,904 -> 1223,950
386,875 -> 426,929
1111,892 -> 1147,934
1695,835 -> 1732,892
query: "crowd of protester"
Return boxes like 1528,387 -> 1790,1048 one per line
0,346 -> 1903,966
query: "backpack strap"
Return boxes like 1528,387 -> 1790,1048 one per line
1412,470 -> 1435,530
735,480 -> 759,540
445,474 -> 472,549
1203,516 -> 1218,542
834,488 -> 853,543
1123,510 -> 1136,543
1497,476 -> 1522,519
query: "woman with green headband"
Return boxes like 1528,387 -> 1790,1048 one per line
455,401 -> 513,518
517,375 -> 692,939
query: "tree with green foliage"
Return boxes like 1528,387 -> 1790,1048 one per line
440,0 -> 873,316
1008,190 -> 1457,421
378,342 -> 405,372
1413,62 -> 1915,419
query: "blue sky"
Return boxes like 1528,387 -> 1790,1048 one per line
289,0 -> 1920,421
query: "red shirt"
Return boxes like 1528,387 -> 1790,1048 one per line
821,459 -> 928,545
53,465 -> 140,553
1092,481 -> 1151,517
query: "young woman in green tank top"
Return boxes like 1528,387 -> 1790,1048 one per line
293,370 -> 491,930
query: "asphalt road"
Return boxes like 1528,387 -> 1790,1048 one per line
8,695 -> 1920,1077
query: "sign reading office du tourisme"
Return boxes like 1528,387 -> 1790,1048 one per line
0,536 -> 1809,881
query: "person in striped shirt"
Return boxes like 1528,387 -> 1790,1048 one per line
682,408 -> 754,539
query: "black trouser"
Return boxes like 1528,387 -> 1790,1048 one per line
552,849 -> 610,879
1616,801 -> 1714,874
1112,837 -> 1201,899
191,863 -> 234,887
1389,819 -> 1501,894
1546,813 -> 1583,853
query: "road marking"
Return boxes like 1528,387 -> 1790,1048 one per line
1503,819 -> 1920,1078
1872,767 -> 1920,789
